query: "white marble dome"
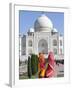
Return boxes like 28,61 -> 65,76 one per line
34,14 -> 53,32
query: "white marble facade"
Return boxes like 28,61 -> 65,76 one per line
19,14 -> 64,61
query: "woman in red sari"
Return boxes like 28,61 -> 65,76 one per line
45,52 -> 57,78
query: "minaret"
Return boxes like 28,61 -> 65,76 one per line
19,34 -> 22,56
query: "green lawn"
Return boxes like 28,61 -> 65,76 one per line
19,72 -> 38,79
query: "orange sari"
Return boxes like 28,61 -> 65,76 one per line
38,53 -> 45,78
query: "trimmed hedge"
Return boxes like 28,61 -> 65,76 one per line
28,56 -> 32,78
31,54 -> 38,75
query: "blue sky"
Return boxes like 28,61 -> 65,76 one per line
19,10 -> 64,35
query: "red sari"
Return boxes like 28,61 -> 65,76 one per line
45,52 -> 57,78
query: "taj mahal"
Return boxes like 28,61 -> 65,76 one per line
19,14 -> 64,62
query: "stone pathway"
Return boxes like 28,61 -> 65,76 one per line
19,64 -> 27,75
19,62 -> 64,78
56,63 -> 64,77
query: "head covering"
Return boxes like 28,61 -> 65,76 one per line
39,53 -> 45,63
48,52 -> 55,68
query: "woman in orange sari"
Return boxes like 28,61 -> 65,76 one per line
38,53 -> 45,78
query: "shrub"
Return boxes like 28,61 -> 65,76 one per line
28,56 -> 32,78
35,55 -> 38,71
31,54 -> 38,75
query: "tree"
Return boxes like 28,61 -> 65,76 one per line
31,54 -> 38,75
35,55 -> 38,72
28,56 -> 32,78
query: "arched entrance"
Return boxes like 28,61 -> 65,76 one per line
38,39 -> 48,54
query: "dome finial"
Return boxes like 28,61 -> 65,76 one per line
41,11 -> 45,14
41,11 -> 46,17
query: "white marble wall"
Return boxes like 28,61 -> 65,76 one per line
20,31 -> 64,61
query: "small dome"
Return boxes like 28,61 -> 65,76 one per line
52,28 -> 58,33
28,28 -> 34,32
34,14 -> 53,32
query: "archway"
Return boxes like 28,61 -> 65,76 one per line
38,39 -> 48,54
